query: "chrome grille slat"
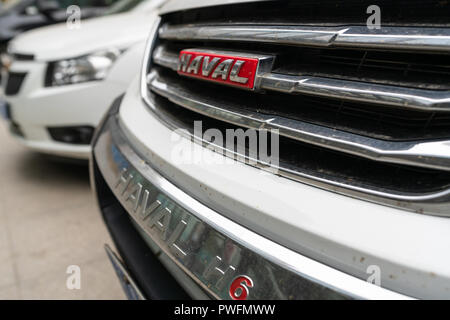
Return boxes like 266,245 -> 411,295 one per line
159,24 -> 450,52
152,46 -> 180,71
153,46 -> 450,111
148,70 -> 450,172
152,46 -> 179,72
259,74 -> 450,112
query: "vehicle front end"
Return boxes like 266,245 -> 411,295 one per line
91,0 -> 450,299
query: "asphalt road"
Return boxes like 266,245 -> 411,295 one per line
0,121 -> 125,299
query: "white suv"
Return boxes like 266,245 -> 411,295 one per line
1,0 -> 163,159
91,0 -> 450,299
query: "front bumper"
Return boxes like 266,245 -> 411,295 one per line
10,135 -> 91,159
90,97 -> 409,300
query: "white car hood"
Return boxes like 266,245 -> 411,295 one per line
9,11 -> 157,61
160,0 -> 265,14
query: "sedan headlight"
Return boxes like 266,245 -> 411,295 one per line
46,49 -> 122,87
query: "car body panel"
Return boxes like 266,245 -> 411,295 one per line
114,75 -> 450,299
160,0 -> 266,14
8,9 -> 158,61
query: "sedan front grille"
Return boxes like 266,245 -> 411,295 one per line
142,1 -> 450,216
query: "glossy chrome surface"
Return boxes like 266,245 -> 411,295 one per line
153,45 -> 179,71
93,114 -> 410,300
159,24 -> 450,52
153,46 -> 450,111
259,73 -> 450,112
147,70 -> 450,172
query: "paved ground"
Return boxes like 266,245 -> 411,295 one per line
0,121 -> 125,299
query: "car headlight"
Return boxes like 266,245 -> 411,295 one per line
45,49 -> 122,87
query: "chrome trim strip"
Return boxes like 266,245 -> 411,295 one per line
259,73 -> 450,112
153,46 -> 450,111
93,115 -> 411,300
147,70 -> 450,172
159,24 -> 450,52
141,17 -> 162,108
153,46 -> 179,72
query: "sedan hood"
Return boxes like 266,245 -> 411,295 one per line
8,11 -> 158,61
160,0 -> 265,14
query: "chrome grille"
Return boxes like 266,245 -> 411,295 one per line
142,3 -> 450,216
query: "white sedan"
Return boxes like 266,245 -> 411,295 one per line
0,0 -> 163,159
